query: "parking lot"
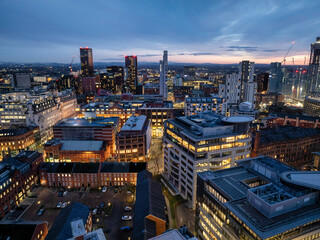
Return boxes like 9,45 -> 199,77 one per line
8,186 -> 135,240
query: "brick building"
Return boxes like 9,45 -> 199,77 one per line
0,127 -> 40,160
261,113 -> 320,129
39,162 -> 147,188
251,126 -> 320,168
116,115 -> 151,162
44,139 -> 109,163
0,151 -> 43,219
136,101 -> 174,138
53,117 -> 119,153
0,220 -> 48,240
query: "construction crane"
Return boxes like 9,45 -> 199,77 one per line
282,41 -> 295,66
69,55 -> 75,73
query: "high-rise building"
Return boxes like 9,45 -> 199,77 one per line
15,73 -> 31,89
163,112 -> 253,208
160,50 -> 168,99
80,47 -> 94,77
256,73 -> 269,93
239,61 -> 256,105
269,62 -> 283,92
105,66 -> 124,94
125,55 -> 138,94
219,73 -> 241,105
306,37 -> 320,94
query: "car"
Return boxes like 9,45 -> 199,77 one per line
127,191 -> 132,194
114,189 -> 118,193
122,216 -> 132,221
125,206 -> 132,211
58,192 -> 63,197
92,208 -> 98,215
56,202 -> 62,208
61,202 -> 67,208
121,226 -> 131,232
102,186 -> 107,192
37,208 -> 45,216
100,203 -> 104,208
63,191 -> 68,197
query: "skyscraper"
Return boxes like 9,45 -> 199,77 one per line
239,61 -> 256,105
125,55 -> 138,94
269,62 -> 283,92
307,37 -> 320,94
160,50 -> 168,99
80,47 -> 94,77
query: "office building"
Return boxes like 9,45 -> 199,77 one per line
76,102 -> 136,128
251,126 -> 320,168
269,62 -> 283,92
116,115 -> 151,162
219,73 -> 241,105
45,202 -> 92,240
81,76 -> 100,94
197,156 -> 320,240
163,112 -> 253,208
0,220 -> 48,240
101,66 -> 124,94
0,90 -> 78,143
255,92 -> 284,106
0,151 -> 43,219
136,101 -> 174,138
125,55 -> 138,94
303,97 -> 320,117
184,97 -> 227,116
80,47 -> 94,77
150,228 -> 197,240
53,117 -> 119,153
44,139 -> 109,163
0,127 -> 40,160
306,37 -> 320,94
39,162 -> 147,188
160,50 -> 168,100
133,170 -> 166,240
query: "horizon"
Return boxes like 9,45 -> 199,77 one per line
1,0 -> 320,65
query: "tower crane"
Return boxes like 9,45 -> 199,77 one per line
69,55 -> 75,73
282,41 -> 295,66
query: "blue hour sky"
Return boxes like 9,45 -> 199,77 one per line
0,0 -> 319,64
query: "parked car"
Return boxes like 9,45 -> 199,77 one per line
56,202 -> 62,208
127,191 -> 132,194
121,226 -> 131,232
102,186 -> 107,192
125,206 -> 132,211
61,202 -> 67,208
92,208 -> 98,215
122,216 -> 132,221
58,192 -> 63,197
63,191 -> 68,197
114,189 -> 118,193
37,208 -> 45,216
100,203 -> 104,208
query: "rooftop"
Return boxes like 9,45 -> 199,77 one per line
198,156 -> 320,239
55,117 -> 119,128
0,126 -> 38,137
60,140 -> 105,151
255,126 -> 320,145
133,170 -> 166,240
45,202 -> 91,240
120,115 -> 147,132
185,97 -> 224,103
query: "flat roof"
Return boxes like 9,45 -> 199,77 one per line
222,116 -> 254,123
55,117 -> 119,128
60,140 -> 104,151
120,115 -> 147,131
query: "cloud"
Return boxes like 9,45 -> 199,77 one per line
224,46 -> 280,53
174,52 -> 218,56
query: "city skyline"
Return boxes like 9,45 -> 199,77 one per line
1,0 -> 320,64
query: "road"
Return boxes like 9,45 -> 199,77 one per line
148,138 -> 164,175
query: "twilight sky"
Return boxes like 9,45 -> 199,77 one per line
0,0 -> 319,64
